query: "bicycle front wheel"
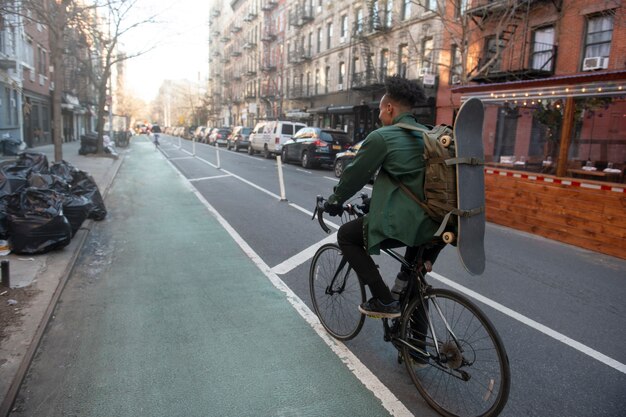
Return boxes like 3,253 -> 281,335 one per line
401,288 -> 510,417
309,243 -> 365,341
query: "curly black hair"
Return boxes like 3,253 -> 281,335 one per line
384,75 -> 426,108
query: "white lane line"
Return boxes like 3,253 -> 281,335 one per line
271,233 -> 338,275
428,272 -> 626,375
296,168 -> 313,174
162,156 -> 413,417
169,156 -> 195,161
189,174 -> 233,182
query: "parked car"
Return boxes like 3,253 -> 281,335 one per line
208,127 -> 231,146
227,126 -> 253,151
249,120 -> 306,158
193,126 -> 207,141
281,127 -> 352,169
333,139 -> 364,177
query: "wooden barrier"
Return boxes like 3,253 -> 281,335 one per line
485,169 -> 626,260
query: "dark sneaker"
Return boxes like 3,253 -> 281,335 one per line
358,298 -> 401,318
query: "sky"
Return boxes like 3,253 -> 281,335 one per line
121,0 -> 211,102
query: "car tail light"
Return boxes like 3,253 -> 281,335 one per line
275,136 -> 280,144
313,140 -> 323,147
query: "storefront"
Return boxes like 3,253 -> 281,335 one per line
22,92 -> 52,148
454,70 -> 626,259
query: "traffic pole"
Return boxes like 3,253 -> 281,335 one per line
276,155 -> 287,201
216,147 -> 221,169
192,137 -> 196,156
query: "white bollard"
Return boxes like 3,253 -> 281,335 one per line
192,137 -> 196,156
216,146 -> 221,169
276,155 -> 287,201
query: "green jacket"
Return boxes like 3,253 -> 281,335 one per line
329,113 -> 438,254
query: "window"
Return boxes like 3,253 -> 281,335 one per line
308,32 -> 313,56
450,44 -> 463,84
380,49 -> 389,80
315,68 -> 320,95
484,36 -> 504,71
531,26 -> 555,71
385,0 -> 393,28
584,14 -> 613,59
326,22 -> 333,49
341,15 -> 348,38
317,27 -> 322,53
398,44 -> 408,77
338,61 -> 345,84
402,0 -> 411,20
421,37 -> 434,71
325,66 -> 330,93
352,56 -> 359,78
306,71 -> 311,96
355,8 -> 363,34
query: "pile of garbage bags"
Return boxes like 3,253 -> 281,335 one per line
0,152 -> 107,255
79,133 -> 118,158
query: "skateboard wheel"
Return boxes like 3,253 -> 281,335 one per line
439,135 -> 452,147
442,231 -> 456,244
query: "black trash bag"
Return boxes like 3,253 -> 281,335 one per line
28,173 -> 71,195
0,165 -> 30,197
70,170 -> 106,220
16,152 -> 49,173
6,188 -> 72,254
49,160 -> 77,183
79,133 -> 98,155
63,195 -> 91,236
0,135 -> 22,156
0,196 -> 9,239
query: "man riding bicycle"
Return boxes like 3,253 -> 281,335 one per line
325,75 -> 442,319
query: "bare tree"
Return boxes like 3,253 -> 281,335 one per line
70,0 -> 157,153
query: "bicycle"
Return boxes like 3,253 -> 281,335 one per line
153,133 -> 160,151
310,195 -> 510,417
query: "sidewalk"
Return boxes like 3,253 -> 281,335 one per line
0,140 -> 124,415
1,137 -> 398,416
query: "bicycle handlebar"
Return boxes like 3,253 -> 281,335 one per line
313,194 -> 370,234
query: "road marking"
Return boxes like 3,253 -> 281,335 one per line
271,233 -> 338,275
296,168 -> 313,174
167,137 -> 626,376
428,272 -> 626,375
162,156 -> 413,417
169,156 -> 194,161
189,174 -> 233,182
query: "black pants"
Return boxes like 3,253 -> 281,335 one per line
337,216 -> 405,304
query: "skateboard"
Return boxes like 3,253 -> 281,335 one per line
448,97 -> 486,275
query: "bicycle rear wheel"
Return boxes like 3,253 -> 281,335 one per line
309,243 -> 365,341
401,288 -> 510,417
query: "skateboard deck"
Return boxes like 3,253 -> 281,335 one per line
454,98 -> 486,275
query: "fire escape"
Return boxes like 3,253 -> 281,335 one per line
350,6 -> 388,92
287,3 -> 314,100
467,0 -> 561,83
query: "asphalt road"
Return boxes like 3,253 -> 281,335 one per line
159,136 -> 626,417
10,135 -> 626,417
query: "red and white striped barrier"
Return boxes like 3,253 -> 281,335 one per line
485,168 -> 626,194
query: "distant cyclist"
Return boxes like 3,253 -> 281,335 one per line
324,75 -> 441,318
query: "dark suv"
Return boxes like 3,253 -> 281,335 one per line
281,127 -> 351,168
227,126 -> 253,152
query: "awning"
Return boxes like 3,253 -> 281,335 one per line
327,105 -> 355,114
308,106 -> 328,113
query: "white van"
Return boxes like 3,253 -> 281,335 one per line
248,120 -> 307,158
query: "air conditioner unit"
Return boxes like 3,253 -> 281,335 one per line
337,83 -> 343,91
582,56 -> 608,71
451,74 -> 461,85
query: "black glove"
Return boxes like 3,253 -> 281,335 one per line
324,201 -> 343,217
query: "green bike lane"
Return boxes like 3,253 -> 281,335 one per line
10,137 -> 406,417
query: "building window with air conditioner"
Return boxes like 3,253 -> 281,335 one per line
582,13 -> 613,71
